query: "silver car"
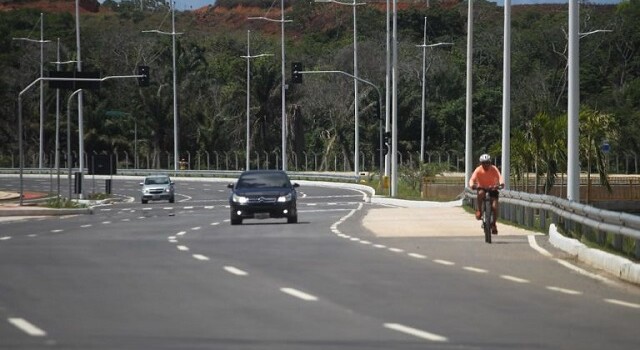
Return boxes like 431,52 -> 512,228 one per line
140,175 -> 175,204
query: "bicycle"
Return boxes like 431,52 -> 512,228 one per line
473,185 -> 501,244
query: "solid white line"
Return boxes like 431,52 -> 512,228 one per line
527,235 -> 552,257
8,318 -> 47,337
192,254 -> 210,261
433,259 -> 455,266
546,286 -> 583,295
408,253 -> 427,259
554,259 -> 615,285
280,288 -> 318,301
501,275 -> 530,283
224,266 -> 248,276
604,299 -> 640,309
384,323 -> 448,342
463,266 -> 489,274
177,245 -> 189,251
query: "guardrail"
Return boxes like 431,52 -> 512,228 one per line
465,188 -> 640,259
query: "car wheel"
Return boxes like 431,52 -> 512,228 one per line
287,215 -> 298,224
231,217 -> 242,225
141,199 -> 148,204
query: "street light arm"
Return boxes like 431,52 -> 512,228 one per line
416,42 -> 454,48
241,54 -> 274,59
314,0 -> 366,6
248,16 -> 293,23
579,29 -> 613,38
142,29 -> 183,35
12,37 -> 52,43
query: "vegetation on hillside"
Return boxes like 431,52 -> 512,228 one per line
0,0 -> 638,191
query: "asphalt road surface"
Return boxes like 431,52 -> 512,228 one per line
1,176 -> 639,349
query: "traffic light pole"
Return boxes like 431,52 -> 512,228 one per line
295,69 -> 385,180
17,74 -> 146,205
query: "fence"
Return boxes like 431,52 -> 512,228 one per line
464,188 -> 640,260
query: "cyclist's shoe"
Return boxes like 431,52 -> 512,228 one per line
475,210 -> 481,220
491,224 -> 498,235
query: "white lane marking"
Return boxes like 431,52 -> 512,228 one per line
408,253 -> 427,259
373,244 -> 387,249
554,259 -> 615,285
350,237 -> 360,242
193,254 -> 210,261
359,240 -> 372,245
28,234 -> 37,238
8,318 -> 47,337
546,286 -> 583,295
527,235 -> 552,257
191,227 -> 201,231
177,231 -> 186,236
143,208 -> 152,210
163,207 -> 173,210
464,266 -> 489,274
51,229 -> 64,233
604,299 -> 640,309
121,218 -> 130,222
0,236 -> 11,241
384,323 -> 448,342
224,266 -> 249,276
81,224 -> 92,228
184,206 -> 194,210
168,236 -> 177,240
211,222 -> 220,226
177,245 -> 189,251
389,248 -> 405,253
101,221 -> 111,225
204,206 -> 214,209
501,275 -> 530,284
280,288 -> 318,301
433,259 -> 455,266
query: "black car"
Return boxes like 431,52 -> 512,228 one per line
227,170 -> 299,225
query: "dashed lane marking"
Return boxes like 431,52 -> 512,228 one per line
224,266 -> 249,276
8,318 -> 47,337
463,266 -> 489,274
546,286 -> 583,295
280,288 -> 318,301
384,323 -> 448,342
433,259 -> 455,266
501,275 -> 530,284
193,254 -> 210,261
604,299 -> 640,309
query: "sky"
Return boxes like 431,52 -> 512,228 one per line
172,0 -> 216,11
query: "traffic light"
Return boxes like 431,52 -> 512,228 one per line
291,62 -> 303,84
382,131 -> 391,155
137,65 -> 150,87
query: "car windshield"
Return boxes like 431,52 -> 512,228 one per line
145,177 -> 170,185
236,173 -> 290,189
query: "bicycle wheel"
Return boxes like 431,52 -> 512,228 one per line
483,199 -> 492,243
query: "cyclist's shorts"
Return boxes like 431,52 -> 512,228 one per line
487,190 -> 500,198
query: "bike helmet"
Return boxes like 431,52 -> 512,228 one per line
479,154 -> 491,163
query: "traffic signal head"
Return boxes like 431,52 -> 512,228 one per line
137,65 -> 150,87
291,62 -> 303,84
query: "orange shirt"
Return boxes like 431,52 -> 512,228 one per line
469,164 -> 504,188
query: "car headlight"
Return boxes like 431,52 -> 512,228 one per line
277,193 -> 292,203
143,189 -> 149,194
232,193 -> 249,204
165,187 -> 171,193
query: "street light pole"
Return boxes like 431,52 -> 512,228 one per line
12,13 -> 51,169
315,0 -> 365,177
241,30 -> 273,171
248,0 -> 291,171
416,17 -> 452,163
143,1 -> 183,171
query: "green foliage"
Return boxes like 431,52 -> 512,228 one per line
0,1 -> 638,177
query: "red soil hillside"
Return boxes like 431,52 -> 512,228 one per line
0,0 -> 101,13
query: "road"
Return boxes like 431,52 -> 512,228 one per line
1,176 -> 639,349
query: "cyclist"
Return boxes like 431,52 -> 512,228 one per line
469,154 -> 505,234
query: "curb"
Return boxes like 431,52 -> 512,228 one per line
549,224 -> 640,285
